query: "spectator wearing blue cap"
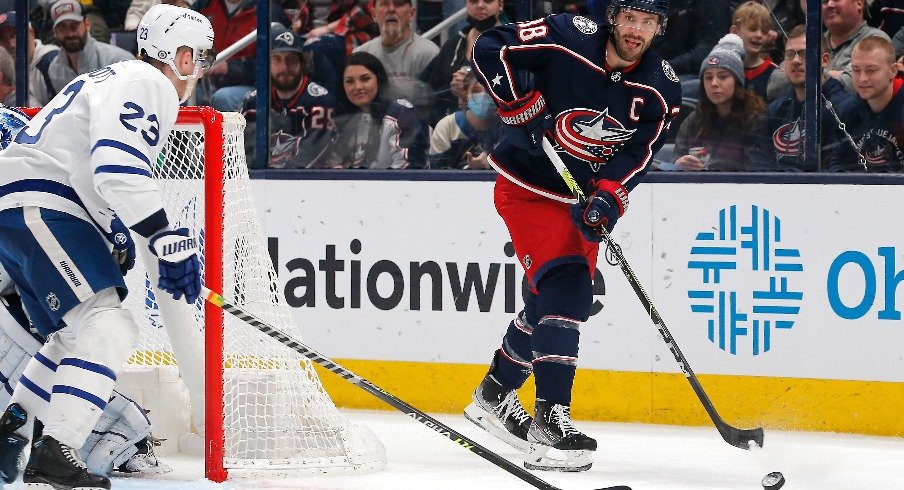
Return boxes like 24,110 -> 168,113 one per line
241,27 -> 339,169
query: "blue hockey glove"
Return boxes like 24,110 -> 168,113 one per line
498,90 -> 553,157
149,228 -> 201,304
105,216 -> 135,276
569,180 -> 629,242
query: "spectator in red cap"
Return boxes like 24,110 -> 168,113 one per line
0,11 -> 60,106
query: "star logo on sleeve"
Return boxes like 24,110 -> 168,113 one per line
491,74 -> 503,87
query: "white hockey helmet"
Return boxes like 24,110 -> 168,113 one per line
137,5 -> 214,100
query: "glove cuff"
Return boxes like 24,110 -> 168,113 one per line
596,179 -> 629,216
498,91 -> 547,126
149,229 -> 197,263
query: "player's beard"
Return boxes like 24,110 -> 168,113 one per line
273,71 -> 303,92
611,29 -> 651,63
61,34 -> 86,53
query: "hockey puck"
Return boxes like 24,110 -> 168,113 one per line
762,471 -> 785,489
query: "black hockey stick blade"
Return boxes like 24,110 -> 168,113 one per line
202,287 -> 630,490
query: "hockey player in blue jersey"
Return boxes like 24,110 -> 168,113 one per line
463,0 -> 681,472
0,5 -> 213,489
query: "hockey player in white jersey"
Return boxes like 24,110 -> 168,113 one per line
0,5 -> 213,488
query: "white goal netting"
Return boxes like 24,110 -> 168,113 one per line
119,108 -> 385,477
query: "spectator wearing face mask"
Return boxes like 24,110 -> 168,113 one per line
419,0 -> 505,126
428,71 -> 499,169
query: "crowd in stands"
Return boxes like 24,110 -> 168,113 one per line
1,0 -> 904,172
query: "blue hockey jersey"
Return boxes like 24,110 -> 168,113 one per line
472,14 -> 682,200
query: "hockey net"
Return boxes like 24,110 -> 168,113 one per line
69,107 -> 384,479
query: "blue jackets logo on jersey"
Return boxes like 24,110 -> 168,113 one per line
772,120 -> 802,157
553,108 -> 636,171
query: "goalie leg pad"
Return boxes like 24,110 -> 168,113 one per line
80,391 -> 151,476
43,289 -> 138,449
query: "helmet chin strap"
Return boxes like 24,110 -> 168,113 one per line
167,60 -> 203,103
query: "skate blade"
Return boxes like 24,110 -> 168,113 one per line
25,484 -> 108,490
463,403 -> 533,453
523,445 -> 592,472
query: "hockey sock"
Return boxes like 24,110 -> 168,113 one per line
490,312 -> 534,389
8,334 -> 69,439
532,316 -> 580,405
531,263 -> 592,406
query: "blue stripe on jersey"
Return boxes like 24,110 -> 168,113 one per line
19,375 -> 51,402
91,139 -> 151,166
60,358 -> 116,381
94,165 -> 152,178
52,384 -> 107,410
34,352 -> 59,371
0,179 -> 85,207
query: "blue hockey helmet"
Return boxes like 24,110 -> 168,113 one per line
607,0 -> 670,34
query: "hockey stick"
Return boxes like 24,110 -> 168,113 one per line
201,287 -> 630,490
541,138 -> 765,450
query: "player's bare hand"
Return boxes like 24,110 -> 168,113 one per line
675,155 -> 705,171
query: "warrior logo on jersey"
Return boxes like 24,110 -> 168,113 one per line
773,119 -> 803,157
572,16 -> 597,35
856,129 -> 904,169
553,108 -> 635,171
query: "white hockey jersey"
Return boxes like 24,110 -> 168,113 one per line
0,60 -> 180,234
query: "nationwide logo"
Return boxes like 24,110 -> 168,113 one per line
687,205 -> 803,356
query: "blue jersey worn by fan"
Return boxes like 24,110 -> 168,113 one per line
0,5 -> 213,489
464,0 -> 681,473
241,26 -> 339,169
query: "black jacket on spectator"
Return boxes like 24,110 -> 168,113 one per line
748,78 -> 849,172
652,0 -> 729,76
420,26 -> 471,126
674,109 -> 762,171
825,76 -> 904,172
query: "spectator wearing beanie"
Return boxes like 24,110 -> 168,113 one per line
671,34 -> 766,172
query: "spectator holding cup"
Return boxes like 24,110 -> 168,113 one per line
673,33 -> 765,171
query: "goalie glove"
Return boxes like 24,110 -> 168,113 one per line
497,90 -> 553,157
149,228 -> 201,304
105,215 -> 135,276
569,180 -> 629,242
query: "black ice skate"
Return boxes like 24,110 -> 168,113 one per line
463,374 -> 533,452
23,435 -> 110,490
0,403 -> 28,483
524,399 -> 597,472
